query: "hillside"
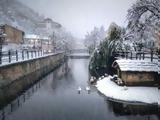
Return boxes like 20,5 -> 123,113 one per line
0,0 -> 61,34
0,0 -> 76,51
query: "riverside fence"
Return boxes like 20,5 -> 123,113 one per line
0,50 -> 45,65
113,51 -> 158,62
113,50 -> 160,75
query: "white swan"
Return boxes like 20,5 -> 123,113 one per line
77,86 -> 82,93
123,86 -> 128,90
86,86 -> 90,91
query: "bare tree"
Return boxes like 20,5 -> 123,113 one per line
84,26 -> 106,53
127,0 -> 160,49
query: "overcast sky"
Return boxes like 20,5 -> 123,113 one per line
18,0 -> 136,38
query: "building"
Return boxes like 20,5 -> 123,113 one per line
44,18 -> 61,30
0,24 -> 24,44
36,18 -> 61,36
112,59 -> 158,86
24,34 -> 54,53
24,34 -> 41,49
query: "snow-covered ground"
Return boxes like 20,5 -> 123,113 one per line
96,76 -> 160,105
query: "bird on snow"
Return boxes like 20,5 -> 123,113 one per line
123,86 -> 128,90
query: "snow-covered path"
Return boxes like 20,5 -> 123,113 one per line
96,76 -> 160,105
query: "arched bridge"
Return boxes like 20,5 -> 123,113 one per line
68,49 -> 90,59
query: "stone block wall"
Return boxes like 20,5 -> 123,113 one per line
0,52 -> 65,107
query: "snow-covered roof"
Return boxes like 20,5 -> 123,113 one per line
24,34 -> 49,40
42,36 -> 50,40
115,59 -> 158,72
25,34 -> 39,39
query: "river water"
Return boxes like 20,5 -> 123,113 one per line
0,59 -> 159,120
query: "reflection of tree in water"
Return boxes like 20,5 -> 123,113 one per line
50,60 -> 70,90
50,59 -> 78,92
109,101 -> 158,115
97,91 -> 160,120
106,99 -> 160,120
0,60 -> 72,120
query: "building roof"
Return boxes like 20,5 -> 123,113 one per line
25,34 -> 39,39
24,34 -> 50,40
115,59 -> 158,72
0,24 -> 24,33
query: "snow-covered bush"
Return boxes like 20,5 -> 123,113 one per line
89,23 -> 127,77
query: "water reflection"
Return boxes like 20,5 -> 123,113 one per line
108,100 -> 160,116
0,61 -> 69,120
0,59 -> 159,120
103,96 -> 160,120
0,81 -> 41,120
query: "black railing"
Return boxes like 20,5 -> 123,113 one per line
0,50 -> 44,65
113,51 -> 158,62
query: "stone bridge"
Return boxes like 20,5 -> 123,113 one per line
68,49 -> 90,59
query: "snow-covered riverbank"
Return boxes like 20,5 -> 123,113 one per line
96,76 -> 160,105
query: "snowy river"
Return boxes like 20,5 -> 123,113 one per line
0,59 -> 160,120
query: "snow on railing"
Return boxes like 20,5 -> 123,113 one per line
0,50 -> 54,65
113,51 -> 158,62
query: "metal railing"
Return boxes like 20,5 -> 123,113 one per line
0,50 -> 45,65
113,51 -> 158,62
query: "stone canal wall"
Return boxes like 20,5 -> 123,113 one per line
0,52 -> 65,107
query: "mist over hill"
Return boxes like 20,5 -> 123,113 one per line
0,0 -> 62,34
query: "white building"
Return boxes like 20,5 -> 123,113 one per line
24,34 -> 54,53
36,18 -> 62,36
